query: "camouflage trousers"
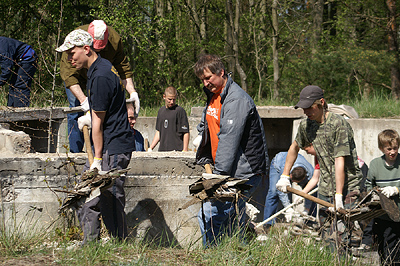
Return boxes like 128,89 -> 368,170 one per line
318,191 -> 360,253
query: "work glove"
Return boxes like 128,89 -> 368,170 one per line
381,186 -> 399,198
147,148 -> 153,152
293,196 -> 304,205
276,175 -> 291,193
129,92 -> 140,116
328,193 -> 344,212
90,157 -> 102,171
78,111 -> 91,131
193,135 -> 202,148
284,207 -> 296,222
80,97 -> 90,113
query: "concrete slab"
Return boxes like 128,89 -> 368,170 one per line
0,152 -> 204,247
0,127 -> 31,154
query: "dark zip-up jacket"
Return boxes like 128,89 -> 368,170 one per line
0,37 -> 34,86
196,76 -> 269,179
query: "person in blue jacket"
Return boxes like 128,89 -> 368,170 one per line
264,152 -> 314,228
194,54 -> 269,247
0,37 -> 37,107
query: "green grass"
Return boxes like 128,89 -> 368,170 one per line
0,221 -> 373,266
1,84 -> 399,119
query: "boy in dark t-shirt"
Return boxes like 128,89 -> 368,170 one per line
56,29 -> 134,244
149,86 -> 189,152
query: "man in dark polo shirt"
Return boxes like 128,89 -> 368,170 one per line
56,29 -> 134,244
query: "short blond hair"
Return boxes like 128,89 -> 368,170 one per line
164,86 -> 177,96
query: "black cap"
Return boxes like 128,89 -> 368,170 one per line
295,85 -> 324,109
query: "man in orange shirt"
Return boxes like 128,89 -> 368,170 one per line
194,54 -> 269,246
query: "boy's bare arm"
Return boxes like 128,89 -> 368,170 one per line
149,130 -> 160,150
182,132 -> 189,151
91,111 -> 106,159
282,140 -> 300,176
302,168 -> 320,194
335,156 -> 345,194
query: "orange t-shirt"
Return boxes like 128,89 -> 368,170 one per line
206,92 -> 223,162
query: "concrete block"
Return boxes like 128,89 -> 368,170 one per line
0,128 -> 30,154
0,152 -> 205,248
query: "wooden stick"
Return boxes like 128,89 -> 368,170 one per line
287,186 -> 334,208
204,164 -> 212,174
256,187 -> 319,228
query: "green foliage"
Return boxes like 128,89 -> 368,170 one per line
0,0 -> 399,110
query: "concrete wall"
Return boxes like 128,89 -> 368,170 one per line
0,152 -> 204,247
293,118 -> 399,167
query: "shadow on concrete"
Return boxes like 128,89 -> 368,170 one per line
126,198 -> 181,248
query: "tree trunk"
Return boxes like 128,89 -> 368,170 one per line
272,0 -> 279,99
228,0 -> 247,91
386,0 -> 400,100
155,0 -> 166,65
250,0 -> 267,100
311,0 -> 324,55
225,0 -> 235,76
182,0 -> 207,53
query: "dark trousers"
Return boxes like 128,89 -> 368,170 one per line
373,218 -> 400,265
77,151 -> 131,244
7,55 -> 37,107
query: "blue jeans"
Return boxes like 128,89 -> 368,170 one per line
263,156 -> 291,224
7,55 -> 37,107
65,86 -> 84,153
198,174 -> 261,247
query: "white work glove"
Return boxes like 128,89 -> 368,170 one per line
193,135 -> 202,148
129,92 -> 140,115
328,193 -> 344,212
276,175 -> 291,193
147,148 -> 153,152
90,157 -> 102,171
77,111 -> 91,131
293,196 -> 304,205
80,97 -> 90,113
381,186 -> 399,198
284,207 -> 296,222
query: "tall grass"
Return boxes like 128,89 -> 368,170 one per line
0,206 -> 52,257
350,93 -> 400,118
1,220 -> 375,265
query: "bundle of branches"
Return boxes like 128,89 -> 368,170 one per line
57,168 -> 129,213
178,174 -> 251,211
346,188 -> 400,222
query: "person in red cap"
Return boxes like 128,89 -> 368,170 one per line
60,20 -> 140,153
276,85 -> 363,253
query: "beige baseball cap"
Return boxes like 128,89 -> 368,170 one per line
56,29 -> 93,52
